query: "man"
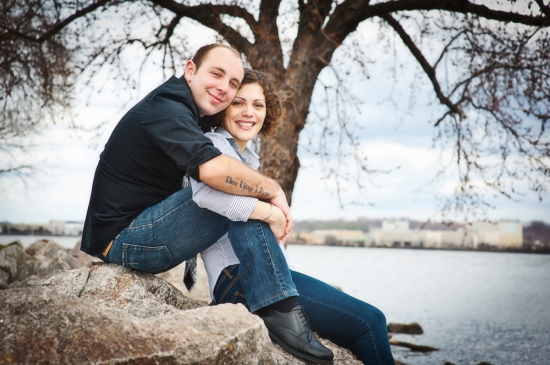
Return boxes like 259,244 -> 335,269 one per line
81,44 -> 333,364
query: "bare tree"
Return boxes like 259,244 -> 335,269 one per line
1,0 -> 549,219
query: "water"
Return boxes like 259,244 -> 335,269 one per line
285,245 -> 550,365
0,235 -> 79,249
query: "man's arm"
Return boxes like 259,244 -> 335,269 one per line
198,155 -> 294,241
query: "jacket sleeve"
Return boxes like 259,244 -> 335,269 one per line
190,133 -> 258,222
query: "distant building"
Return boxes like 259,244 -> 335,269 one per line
290,220 -> 523,249
48,220 -> 84,236
290,229 -> 367,246
370,220 -> 523,249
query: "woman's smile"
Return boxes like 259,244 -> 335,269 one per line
235,120 -> 257,129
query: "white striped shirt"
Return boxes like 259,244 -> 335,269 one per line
189,127 -> 292,301
188,127 -> 259,221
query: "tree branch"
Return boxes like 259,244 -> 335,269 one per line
325,0 -> 550,48
2,0 -> 114,44
149,0 -> 255,54
381,13 -> 464,123
535,0 -> 550,18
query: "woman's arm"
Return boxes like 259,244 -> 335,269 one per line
191,133 -> 287,239
248,201 -> 287,240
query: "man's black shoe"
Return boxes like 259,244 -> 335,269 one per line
258,305 -> 334,365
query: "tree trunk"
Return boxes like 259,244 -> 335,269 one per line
258,102 -> 304,206
250,55 -> 325,206
246,2 -> 341,205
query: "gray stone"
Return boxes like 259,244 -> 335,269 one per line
387,322 -> 424,335
41,262 -> 206,316
0,239 -> 23,252
3,239 -> 83,285
0,267 -> 9,289
0,286 -> 275,364
25,239 -> 82,270
0,245 -> 32,282
68,239 -> 102,266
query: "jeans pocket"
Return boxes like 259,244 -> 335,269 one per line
122,244 -> 173,273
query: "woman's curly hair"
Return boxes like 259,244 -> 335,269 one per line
213,68 -> 285,137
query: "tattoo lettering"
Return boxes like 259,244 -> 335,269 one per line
225,176 -> 238,185
225,176 -> 270,197
239,181 -> 254,193
255,185 -> 270,197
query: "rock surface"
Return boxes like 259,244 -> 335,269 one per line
0,239 -> 363,364
388,322 -> 424,335
1,286 -> 274,364
0,239 -> 86,288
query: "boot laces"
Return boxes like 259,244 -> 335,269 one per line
297,307 -> 313,341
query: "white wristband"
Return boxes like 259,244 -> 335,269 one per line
262,203 -> 274,221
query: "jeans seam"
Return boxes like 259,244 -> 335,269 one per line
153,195 -> 193,226
256,221 -> 286,296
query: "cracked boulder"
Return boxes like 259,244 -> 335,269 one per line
0,239 -> 83,288
0,286 -> 275,364
1,245 -> 362,364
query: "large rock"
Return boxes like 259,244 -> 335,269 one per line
41,262 -> 205,316
0,239 -> 84,288
0,286 -> 275,364
0,244 -> 32,284
1,244 -> 362,364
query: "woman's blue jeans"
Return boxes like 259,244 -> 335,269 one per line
214,265 -> 395,365
101,187 -> 298,312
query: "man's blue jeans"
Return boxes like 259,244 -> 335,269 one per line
101,187 -> 298,311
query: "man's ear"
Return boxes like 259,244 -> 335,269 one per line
184,60 -> 196,82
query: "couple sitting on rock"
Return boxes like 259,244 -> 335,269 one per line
82,43 -> 394,365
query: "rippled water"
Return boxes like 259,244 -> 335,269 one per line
286,245 -> 550,365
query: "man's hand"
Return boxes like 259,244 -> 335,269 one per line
270,189 -> 293,243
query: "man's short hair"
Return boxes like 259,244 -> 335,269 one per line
192,44 -> 241,71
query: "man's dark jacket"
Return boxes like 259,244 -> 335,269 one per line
81,76 -> 221,256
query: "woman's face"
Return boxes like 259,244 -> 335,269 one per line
222,83 -> 266,151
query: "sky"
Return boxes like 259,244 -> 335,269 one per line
1,6 -> 549,225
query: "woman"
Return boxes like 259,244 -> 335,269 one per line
190,69 -> 395,365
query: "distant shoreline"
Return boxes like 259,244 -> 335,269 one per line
286,242 -> 550,255
2,233 -> 548,255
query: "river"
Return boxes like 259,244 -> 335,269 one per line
286,245 -> 550,365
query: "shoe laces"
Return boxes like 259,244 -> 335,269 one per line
297,307 -> 313,341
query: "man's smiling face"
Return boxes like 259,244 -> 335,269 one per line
184,47 -> 244,117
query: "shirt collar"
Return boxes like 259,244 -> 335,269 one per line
215,127 -> 260,160
177,75 -> 200,121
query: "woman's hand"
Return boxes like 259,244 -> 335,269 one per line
264,205 -> 286,240
269,189 -> 294,242
249,201 -> 288,241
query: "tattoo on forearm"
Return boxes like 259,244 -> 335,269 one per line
225,176 -> 270,197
